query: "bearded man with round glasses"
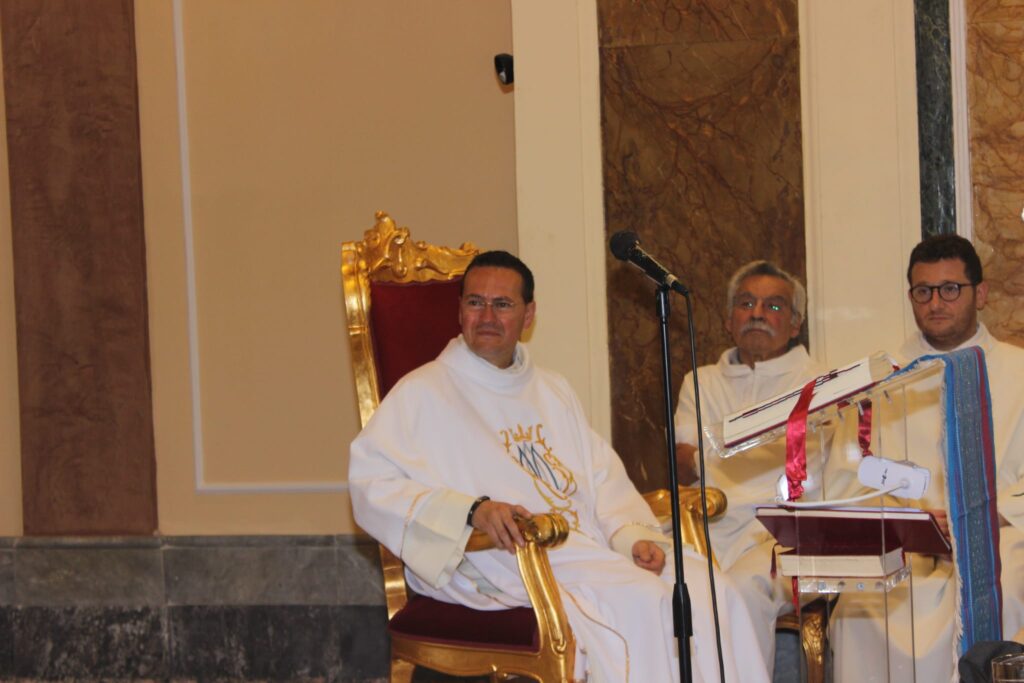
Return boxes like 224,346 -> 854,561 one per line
673,260 -> 827,676
830,234 -> 1024,682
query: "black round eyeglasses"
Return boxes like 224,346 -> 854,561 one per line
908,282 -> 976,304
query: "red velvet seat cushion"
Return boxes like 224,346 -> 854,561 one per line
369,279 -> 464,399
388,594 -> 538,651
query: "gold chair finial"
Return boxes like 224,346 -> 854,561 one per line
356,211 -> 478,284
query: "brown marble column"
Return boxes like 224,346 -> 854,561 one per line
598,1 -> 807,489
2,0 -> 157,534
967,1 -> 1024,345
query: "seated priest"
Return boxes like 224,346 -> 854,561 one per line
349,250 -> 771,683
829,235 -> 1024,682
673,260 -> 826,675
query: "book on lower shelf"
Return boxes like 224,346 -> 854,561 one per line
777,546 -> 905,578
756,504 -> 952,557
722,352 -> 896,448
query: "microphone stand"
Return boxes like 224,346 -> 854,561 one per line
655,284 -> 694,683
656,284 -> 727,683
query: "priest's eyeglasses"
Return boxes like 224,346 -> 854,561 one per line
908,282 -> 975,304
462,296 -> 519,314
732,295 -> 789,314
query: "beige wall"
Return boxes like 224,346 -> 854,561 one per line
512,0 -> 611,438
800,0 -> 922,367
136,0 -> 515,535
0,0 -> 946,537
0,40 -> 21,536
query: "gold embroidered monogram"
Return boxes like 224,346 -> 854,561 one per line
500,423 -> 580,530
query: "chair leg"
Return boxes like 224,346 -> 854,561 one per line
776,598 -> 830,683
391,656 -> 415,683
799,609 -> 826,683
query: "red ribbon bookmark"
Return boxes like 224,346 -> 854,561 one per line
785,378 -> 818,501
858,400 -> 874,457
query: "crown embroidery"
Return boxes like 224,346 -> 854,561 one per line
504,424 -> 534,445
499,423 -> 579,530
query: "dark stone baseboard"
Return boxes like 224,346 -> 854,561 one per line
0,535 -> 389,681
0,534 -> 812,681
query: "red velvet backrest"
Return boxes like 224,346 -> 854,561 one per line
368,278 -> 464,399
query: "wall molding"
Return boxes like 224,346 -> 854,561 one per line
171,0 -> 347,494
949,0 -> 974,240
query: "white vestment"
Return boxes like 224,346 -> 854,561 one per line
830,323 -> 1024,682
350,336 -> 770,683
674,345 -> 826,671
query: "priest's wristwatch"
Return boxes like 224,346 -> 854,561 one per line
466,495 -> 490,526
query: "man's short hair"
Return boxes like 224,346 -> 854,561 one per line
726,260 -> 807,326
462,250 -> 535,303
906,234 -> 983,285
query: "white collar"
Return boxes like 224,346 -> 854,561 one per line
899,323 -> 994,362
438,335 -> 534,391
717,344 -> 811,378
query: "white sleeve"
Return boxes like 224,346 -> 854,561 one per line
402,488 -> 476,588
674,370 -> 700,446
348,384 -> 477,590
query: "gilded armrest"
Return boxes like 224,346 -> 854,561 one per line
463,513 -> 574,670
642,486 -> 727,563
512,513 -> 574,672
382,512 -> 572,622
465,511 -> 571,551
466,513 -> 573,651
380,544 -> 410,620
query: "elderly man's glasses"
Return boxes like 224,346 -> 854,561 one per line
908,282 -> 975,304
733,295 -> 789,314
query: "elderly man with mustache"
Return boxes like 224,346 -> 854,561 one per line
673,260 -> 825,677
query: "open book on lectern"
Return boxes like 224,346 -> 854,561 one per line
723,353 -> 895,447
755,504 -> 951,578
702,352 -> 943,459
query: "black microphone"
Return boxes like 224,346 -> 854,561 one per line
609,230 -> 688,295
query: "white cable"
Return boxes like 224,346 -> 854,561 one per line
774,482 -> 907,508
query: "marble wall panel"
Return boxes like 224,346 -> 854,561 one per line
0,604 -> 390,681
915,0 -> 957,237
600,0 -> 805,488
0,607 -> 12,674
11,606 -> 167,679
14,539 -> 163,607
168,606 -> 347,680
966,2 -> 1024,345
0,535 -> 390,681
164,536 -> 339,606
599,1 -> 797,47
969,0 -> 1024,22
1,0 -> 158,536
336,535 -> 387,607
0,542 -> 13,606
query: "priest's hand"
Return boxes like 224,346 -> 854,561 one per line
632,540 -> 666,574
472,500 -> 533,553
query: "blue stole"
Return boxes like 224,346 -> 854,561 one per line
898,346 -> 1003,654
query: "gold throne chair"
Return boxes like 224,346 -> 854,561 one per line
341,211 -> 576,682
341,211 -> 828,682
